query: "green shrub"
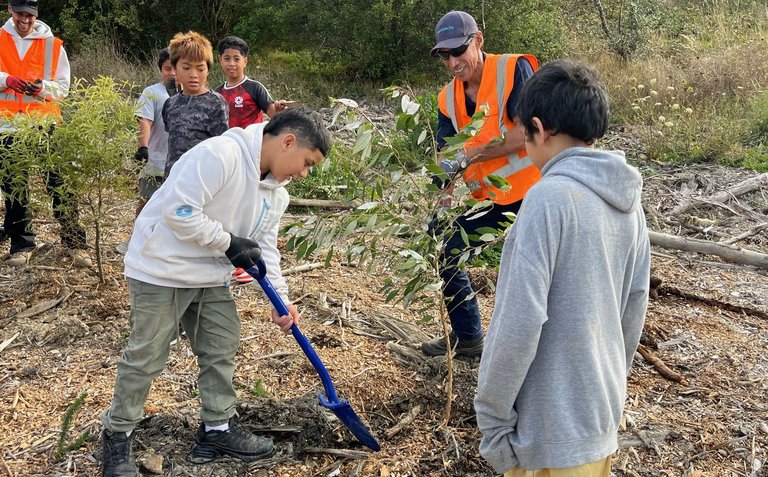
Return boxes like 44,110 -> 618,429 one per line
286,145 -> 362,201
234,0 -> 564,81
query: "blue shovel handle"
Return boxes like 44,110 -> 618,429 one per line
246,259 -> 340,404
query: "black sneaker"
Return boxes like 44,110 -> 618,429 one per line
191,419 -> 273,462
101,429 -> 138,477
421,334 -> 485,357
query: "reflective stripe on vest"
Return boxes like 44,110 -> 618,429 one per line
460,54 -> 535,193
438,53 -> 540,204
465,155 -> 535,192
0,33 -> 61,116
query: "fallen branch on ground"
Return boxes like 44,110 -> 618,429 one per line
282,262 -> 325,275
668,172 -> 768,217
384,404 -> 422,439
637,344 -> 686,384
15,288 -> 73,319
649,230 -> 768,269
657,286 -> 768,320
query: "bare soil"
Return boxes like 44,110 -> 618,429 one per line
1,159 -> 767,477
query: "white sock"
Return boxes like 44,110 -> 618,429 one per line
126,429 -> 133,437
205,423 -> 229,432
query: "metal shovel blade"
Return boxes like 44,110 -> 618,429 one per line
318,394 -> 381,451
247,260 -> 380,451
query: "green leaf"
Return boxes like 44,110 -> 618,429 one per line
335,98 -> 359,108
356,201 -> 379,211
352,129 -> 373,155
486,174 -> 511,190
459,227 -> 470,246
475,227 -> 500,235
343,220 -> 359,237
417,129 -> 428,145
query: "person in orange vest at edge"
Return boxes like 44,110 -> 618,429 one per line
0,0 -> 90,268
421,11 -> 539,357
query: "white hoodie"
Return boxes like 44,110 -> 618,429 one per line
0,18 -> 70,122
124,123 -> 291,303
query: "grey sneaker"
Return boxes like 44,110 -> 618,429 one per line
101,429 -> 138,477
421,334 -> 485,357
68,249 -> 93,268
5,250 -> 32,267
115,241 -> 129,255
191,419 -> 273,462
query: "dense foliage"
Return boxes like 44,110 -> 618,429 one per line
2,0 -> 563,81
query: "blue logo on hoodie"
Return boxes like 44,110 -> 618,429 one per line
176,205 -> 193,218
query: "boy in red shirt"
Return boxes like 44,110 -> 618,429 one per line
215,36 -> 289,128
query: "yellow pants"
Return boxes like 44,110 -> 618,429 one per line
504,456 -> 612,477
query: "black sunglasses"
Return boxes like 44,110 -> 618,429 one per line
435,35 -> 475,61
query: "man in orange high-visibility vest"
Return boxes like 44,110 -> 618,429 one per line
0,0 -> 90,268
421,10 -> 539,357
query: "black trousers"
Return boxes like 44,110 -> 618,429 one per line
1,134 -> 86,254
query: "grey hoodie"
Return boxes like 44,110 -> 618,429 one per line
474,147 -> 650,473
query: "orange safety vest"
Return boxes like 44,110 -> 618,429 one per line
0,29 -> 63,118
438,53 -> 540,205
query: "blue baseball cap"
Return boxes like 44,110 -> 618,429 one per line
431,11 -> 478,56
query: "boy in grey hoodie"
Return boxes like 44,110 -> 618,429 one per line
474,60 -> 650,476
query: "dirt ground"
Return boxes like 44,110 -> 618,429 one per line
1,160 -> 767,477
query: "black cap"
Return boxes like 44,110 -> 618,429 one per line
9,0 -> 38,17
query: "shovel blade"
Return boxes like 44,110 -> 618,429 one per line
319,394 -> 381,451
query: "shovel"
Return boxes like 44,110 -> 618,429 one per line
246,259 -> 381,451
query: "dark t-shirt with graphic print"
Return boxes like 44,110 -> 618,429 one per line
161,90 -> 229,177
215,77 -> 274,129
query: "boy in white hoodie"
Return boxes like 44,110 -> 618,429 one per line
474,60 -> 650,477
100,106 -> 331,476
0,0 -> 90,268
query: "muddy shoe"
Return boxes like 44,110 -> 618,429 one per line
421,334 -> 485,357
101,429 -> 138,477
191,419 -> 273,462
115,241 -> 129,255
5,250 -> 32,267
69,249 -> 93,268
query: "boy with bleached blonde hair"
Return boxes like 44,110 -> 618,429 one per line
161,31 -> 228,177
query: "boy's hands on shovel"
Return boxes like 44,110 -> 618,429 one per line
225,234 -> 261,269
272,304 -> 300,334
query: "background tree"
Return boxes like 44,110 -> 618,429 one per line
3,77 -> 138,281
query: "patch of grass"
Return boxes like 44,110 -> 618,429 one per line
286,145 -> 361,201
469,241 -> 504,269
247,379 -> 269,398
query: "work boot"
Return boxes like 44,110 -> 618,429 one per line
191,418 -> 273,462
101,429 -> 138,477
421,334 -> 485,357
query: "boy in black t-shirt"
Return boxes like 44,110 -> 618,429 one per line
162,31 -> 229,177
215,36 -> 289,128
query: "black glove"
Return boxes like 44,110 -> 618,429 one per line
25,79 -> 43,96
427,205 -> 451,237
165,77 -> 179,97
134,146 -> 149,164
432,153 -> 470,189
225,234 -> 262,269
